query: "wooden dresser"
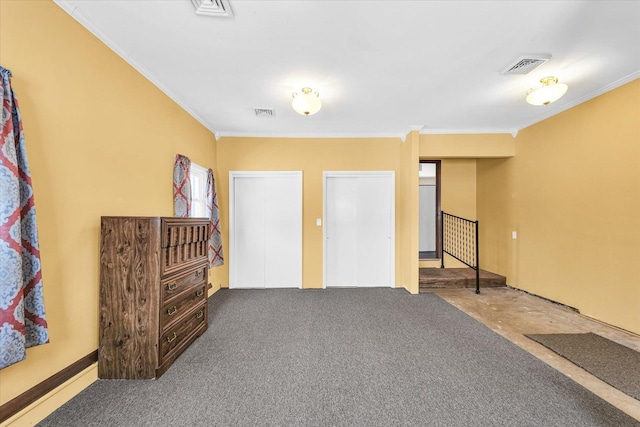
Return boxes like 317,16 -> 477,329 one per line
99,217 -> 209,379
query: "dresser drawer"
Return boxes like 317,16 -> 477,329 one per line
161,284 -> 207,332
162,218 -> 208,248
161,267 -> 206,302
160,218 -> 209,275
159,304 -> 207,361
161,244 -> 208,276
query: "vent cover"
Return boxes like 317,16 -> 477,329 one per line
254,108 -> 275,117
191,0 -> 233,17
502,55 -> 551,75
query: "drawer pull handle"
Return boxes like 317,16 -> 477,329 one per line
166,306 -> 177,316
195,270 -> 204,278
166,332 -> 177,343
195,289 -> 204,297
167,282 -> 178,291
196,311 -> 204,319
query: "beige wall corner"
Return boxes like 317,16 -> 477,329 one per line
207,282 -> 222,298
207,136 -> 228,290
477,79 -> 640,335
398,131 -> 420,294
420,133 -> 515,158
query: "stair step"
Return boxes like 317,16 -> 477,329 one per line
419,268 -> 506,292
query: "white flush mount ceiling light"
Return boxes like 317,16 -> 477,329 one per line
526,76 -> 568,106
292,87 -> 321,116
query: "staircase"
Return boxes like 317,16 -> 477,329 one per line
419,268 -> 506,293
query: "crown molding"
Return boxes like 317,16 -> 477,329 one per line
53,1 -> 219,138
420,128 -> 518,137
516,70 -> 640,132
217,131 -> 407,141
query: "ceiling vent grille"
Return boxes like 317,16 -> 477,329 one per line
254,108 -> 275,117
502,55 -> 551,75
191,0 -> 233,17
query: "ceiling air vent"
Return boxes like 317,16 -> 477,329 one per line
502,55 -> 551,75
254,108 -> 275,118
191,0 -> 233,17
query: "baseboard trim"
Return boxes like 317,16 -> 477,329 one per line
208,282 -> 222,297
0,350 -> 98,423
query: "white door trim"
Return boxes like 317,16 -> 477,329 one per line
229,171 -> 303,289
323,171 -> 396,289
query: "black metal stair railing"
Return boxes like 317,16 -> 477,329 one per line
440,212 -> 480,294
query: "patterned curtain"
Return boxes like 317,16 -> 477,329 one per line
0,66 -> 49,370
206,169 -> 224,267
173,154 -> 191,217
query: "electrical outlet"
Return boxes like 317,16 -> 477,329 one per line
512,231 -> 517,240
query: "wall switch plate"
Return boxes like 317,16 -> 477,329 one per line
512,231 -> 517,240
317,218 -> 322,226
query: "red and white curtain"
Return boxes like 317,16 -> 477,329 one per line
0,66 -> 49,370
173,154 -> 223,267
206,169 -> 224,267
173,154 -> 191,217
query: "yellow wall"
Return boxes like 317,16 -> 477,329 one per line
216,134 -> 475,289
399,131 -> 420,293
477,79 -> 640,334
441,159 -> 476,220
215,135 -> 420,292
441,159 -> 477,268
0,0 -> 216,405
420,133 -> 515,158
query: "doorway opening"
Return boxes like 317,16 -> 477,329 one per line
419,161 -> 441,260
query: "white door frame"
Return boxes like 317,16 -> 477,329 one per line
229,171 -> 303,289
323,171 -> 395,289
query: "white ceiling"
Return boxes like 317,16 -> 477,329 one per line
55,0 -> 640,139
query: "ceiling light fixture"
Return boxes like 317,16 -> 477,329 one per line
526,76 -> 568,106
292,87 -> 321,116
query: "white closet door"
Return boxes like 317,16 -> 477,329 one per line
230,172 -> 302,289
264,175 -> 302,288
232,177 -> 266,288
356,176 -> 393,287
325,177 -> 358,287
324,172 -> 394,288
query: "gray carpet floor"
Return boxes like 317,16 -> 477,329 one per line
526,332 -> 640,401
39,289 -> 639,426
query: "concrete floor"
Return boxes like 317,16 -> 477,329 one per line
430,287 -> 640,421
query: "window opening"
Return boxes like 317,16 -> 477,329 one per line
190,162 -> 208,218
